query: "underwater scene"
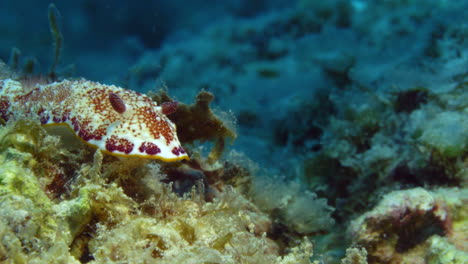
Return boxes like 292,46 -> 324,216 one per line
0,0 -> 467,263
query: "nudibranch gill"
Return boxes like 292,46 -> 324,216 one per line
0,78 -> 189,162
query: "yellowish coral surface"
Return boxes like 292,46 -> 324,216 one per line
0,119 -> 314,263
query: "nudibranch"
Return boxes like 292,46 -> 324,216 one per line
0,78 -> 189,162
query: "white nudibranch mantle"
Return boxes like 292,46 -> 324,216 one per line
0,78 -> 189,162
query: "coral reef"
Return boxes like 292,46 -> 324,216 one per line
0,112 -> 314,264
0,122 -> 81,263
340,247 -> 367,264
251,175 -> 334,235
349,188 -> 468,264
2,1 -> 468,263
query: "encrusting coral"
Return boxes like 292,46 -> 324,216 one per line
87,158 -> 313,264
0,99 -> 314,263
340,247 -> 368,264
0,123 -> 82,263
349,188 -> 468,264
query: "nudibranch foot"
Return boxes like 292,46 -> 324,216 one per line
0,78 -> 189,162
